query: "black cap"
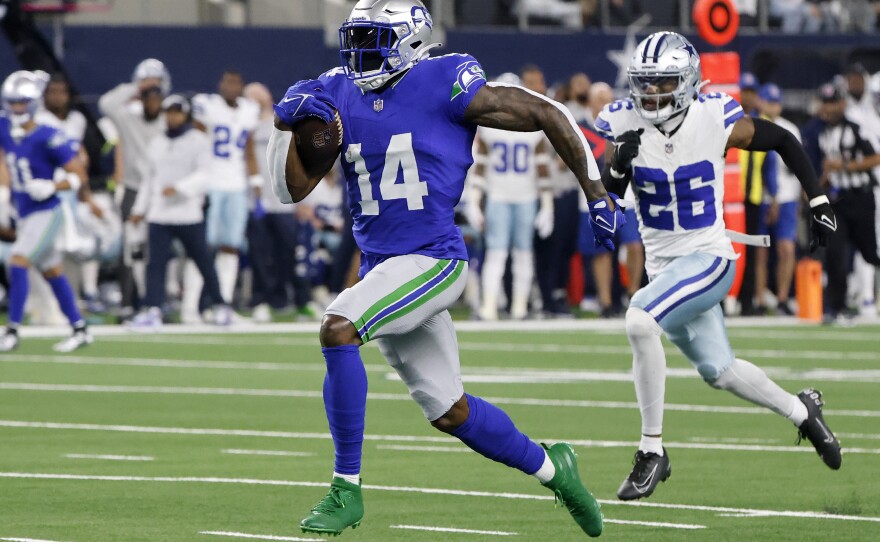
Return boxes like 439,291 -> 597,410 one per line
818,83 -> 844,103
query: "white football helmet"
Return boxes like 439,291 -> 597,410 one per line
339,0 -> 440,91
2,70 -> 50,130
132,58 -> 171,95
627,32 -> 703,123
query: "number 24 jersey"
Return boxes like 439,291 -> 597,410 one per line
595,93 -> 743,275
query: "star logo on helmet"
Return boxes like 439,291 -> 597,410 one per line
680,42 -> 697,58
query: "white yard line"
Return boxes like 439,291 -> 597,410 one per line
221,449 -> 314,457
0,538 -> 67,542
3,472 -> 879,524
390,525 -> 517,536
8,353 -> 880,384
64,454 -> 153,461
15,318 -> 871,340
377,444 -> 472,454
93,335 -> 880,362
687,437 -> 780,444
726,329 -> 880,342
2,420 -> 879,455
0,354 -> 388,373
839,433 -> 880,440
5,353 -> 880,384
603,519 -> 705,530
1,383 -> 876,418
200,532 -> 321,541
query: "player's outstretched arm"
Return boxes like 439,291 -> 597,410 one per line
728,116 -> 836,249
464,85 -> 609,203
728,116 -> 823,200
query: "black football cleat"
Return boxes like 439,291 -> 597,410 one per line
796,388 -> 842,470
617,447 -> 671,501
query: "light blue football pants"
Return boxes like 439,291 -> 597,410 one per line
630,253 -> 736,382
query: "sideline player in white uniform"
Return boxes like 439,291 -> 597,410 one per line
469,73 -> 553,320
594,32 -> 842,501
192,70 -> 261,310
269,1 -> 625,536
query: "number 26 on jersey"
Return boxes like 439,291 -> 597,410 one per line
634,160 -> 717,231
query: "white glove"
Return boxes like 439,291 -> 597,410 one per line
466,202 -> 484,231
465,184 -> 485,231
534,192 -> 554,239
26,179 -> 58,202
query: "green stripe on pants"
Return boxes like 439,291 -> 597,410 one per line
354,259 -> 452,336
362,260 -> 464,342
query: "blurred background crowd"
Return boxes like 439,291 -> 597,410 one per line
0,0 -> 878,327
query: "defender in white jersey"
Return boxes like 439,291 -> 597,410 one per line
594,32 -> 843,501
192,70 -> 261,306
470,87 -> 553,320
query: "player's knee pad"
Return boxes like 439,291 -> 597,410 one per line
665,324 -> 733,384
625,307 -> 662,339
701,363 -> 731,385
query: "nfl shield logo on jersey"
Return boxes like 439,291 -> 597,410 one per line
373,98 -> 384,112
665,142 -> 674,154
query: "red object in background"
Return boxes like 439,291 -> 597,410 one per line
693,0 -> 740,47
702,51 -> 746,299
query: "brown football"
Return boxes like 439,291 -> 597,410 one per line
294,112 -> 343,178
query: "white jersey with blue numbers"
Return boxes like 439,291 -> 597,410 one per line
595,93 -> 743,276
319,53 -> 487,274
0,117 -> 77,219
477,127 -> 545,203
192,94 -> 259,192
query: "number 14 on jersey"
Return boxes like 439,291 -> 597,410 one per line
345,132 -> 428,216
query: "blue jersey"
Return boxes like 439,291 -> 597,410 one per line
319,53 -> 487,274
0,116 -> 77,218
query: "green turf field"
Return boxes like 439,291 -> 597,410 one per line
1,323 -> 878,541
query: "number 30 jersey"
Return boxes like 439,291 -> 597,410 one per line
318,53 -> 487,274
595,93 -> 743,275
477,127 -> 546,204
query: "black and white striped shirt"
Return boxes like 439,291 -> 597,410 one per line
819,118 -> 879,190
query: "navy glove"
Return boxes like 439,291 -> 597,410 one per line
273,79 -> 336,126
588,194 -> 626,251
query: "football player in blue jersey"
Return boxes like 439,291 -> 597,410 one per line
593,32 -> 841,501
0,71 -> 92,352
269,1 -> 624,536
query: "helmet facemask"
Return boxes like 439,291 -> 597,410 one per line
339,1 -> 437,91
340,21 -> 409,89
628,67 -> 698,124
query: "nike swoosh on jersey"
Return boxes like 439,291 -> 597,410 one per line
633,464 -> 658,494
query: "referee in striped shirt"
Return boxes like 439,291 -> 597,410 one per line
817,83 -> 880,321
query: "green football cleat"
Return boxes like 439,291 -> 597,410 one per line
541,442 -> 603,537
300,477 -> 364,536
